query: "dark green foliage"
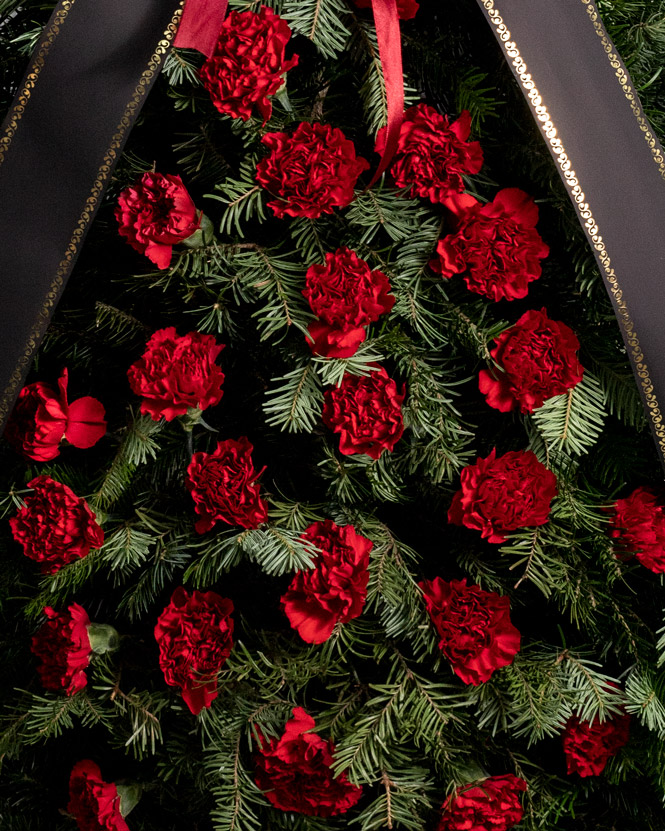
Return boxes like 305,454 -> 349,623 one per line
3,0 -> 665,829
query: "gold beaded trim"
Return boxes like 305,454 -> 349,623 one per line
0,0 -> 75,168
0,3 -> 184,427
478,0 -> 665,461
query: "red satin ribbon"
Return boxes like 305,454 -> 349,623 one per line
173,0 -> 228,57
367,0 -> 404,187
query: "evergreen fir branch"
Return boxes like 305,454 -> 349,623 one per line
366,452 -> 408,504
354,767 -> 433,831
455,68 -> 503,127
263,362 -> 324,432
346,186 -> 426,244
289,217 -> 328,263
94,302 -> 151,347
267,496 -> 326,531
207,735 -> 264,831
184,530 -> 250,587
241,526 -> 319,575
208,159 -> 266,237
283,0 -> 351,59
317,445 -> 372,503
504,658 -> 571,745
624,667 -> 665,738
588,350 -> 646,429
98,524 -> 154,580
559,652 -> 625,723
313,344 -> 384,388
25,552 -> 101,619
234,246 -> 311,340
162,48 -> 202,86
174,124 -> 233,186
499,526 -> 572,598
20,691 -> 109,746
90,413 -> 164,511
531,371 -> 608,456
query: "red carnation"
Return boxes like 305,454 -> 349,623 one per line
200,7 -> 298,123
256,122 -> 369,219
9,476 -> 104,573
31,604 -> 92,696
562,712 -> 631,777
303,248 -> 395,358
431,188 -> 549,301
67,760 -> 129,831
478,308 -> 584,414
115,171 -> 200,269
437,774 -> 527,831
5,369 -> 106,462
610,487 -> 665,573
448,449 -> 557,544
127,327 -> 224,421
154,587 -> 234,715
255,707 -> 363,816
420,577 -> 520,684
322,367 -> 405,460
375,106 -> 482,202
281,520 -> 372,643
186,437 -> 268,533
354,0 -> 419,19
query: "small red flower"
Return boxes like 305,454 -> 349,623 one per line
186,437 -> 269,533
115,171 -> 200,269
448,449 -> 557,544
322,366 -> 405,459
200,7 -> 298,123
127,327 -> 224,421
255,707 -> 363,816
478,308 -> 585,414
256,122 -> 369,219
154,587 -> 234,715
5,369 -> 106,462
9,476 -> 104,573
610,487 -> 665,573
67,760 -> 129,831
31,604 -> 92,695
303,248 -> 395,358
436,774 -> 527,831
420,577 -> 521,684
375,106 -> 483,202
281,520 -> 372,643
562,712 -> 631,777
431,189 -> 549,301
354,0 -> 419,20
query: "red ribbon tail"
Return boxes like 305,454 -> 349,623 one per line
367,0 -> 404,188
173,0 -> 229,57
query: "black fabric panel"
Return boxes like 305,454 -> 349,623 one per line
474,0 -> 665,470
0,0 -> 182,430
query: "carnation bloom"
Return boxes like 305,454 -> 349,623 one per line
67,760 -> 129,831
610,486 -> 665,573
127,327 -> 225,421
562,712 -> 631,777
281,520 -> 373,643
115,171 -> 200,269
154,587 -> 234,715
31,604 -> 92,695
303,248 -> 395,358
186,437 -> 269,533
431,189 -> 549,301
375,106 -> 483,202
255,707 -> 363,816
322,366 -> 405,459
5,369 -> 106,462
419,577 -> 520,684
200,7 -> 298,123
9,475 -> 104,573
478,308 -> 585,413
256,122 -> 369,219
436,774 -> 527,831
448,449 -> 557,543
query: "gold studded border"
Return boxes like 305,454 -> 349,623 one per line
0,0 -> 75,168
478,0 -> 665,462
581,0 -> 665,182
0,3 -> 184,427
